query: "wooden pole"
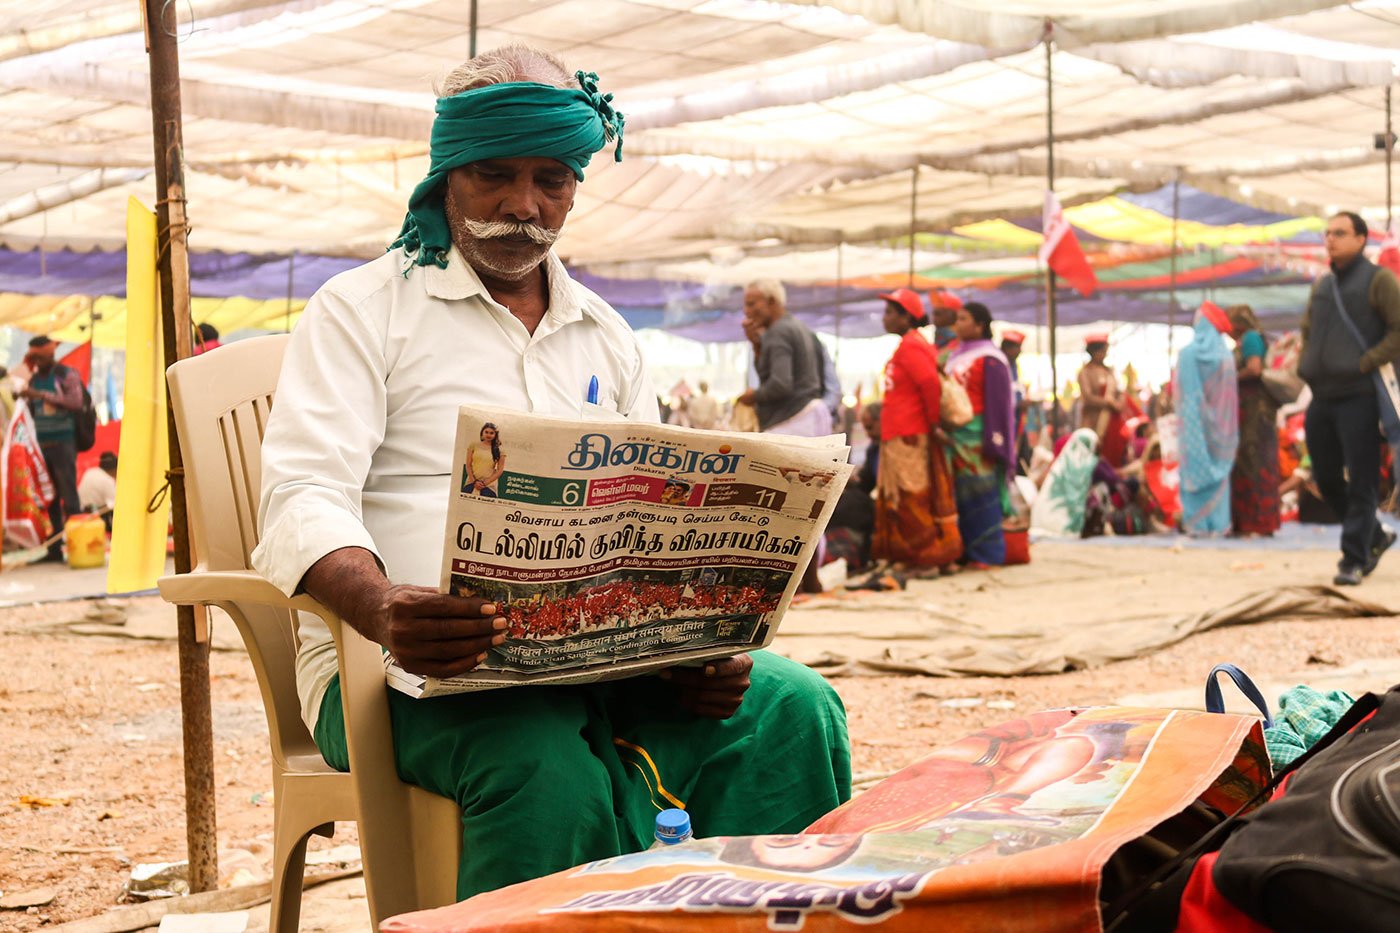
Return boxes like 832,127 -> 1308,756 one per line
143,0 -> 216,894
1044,25 -> 1060,434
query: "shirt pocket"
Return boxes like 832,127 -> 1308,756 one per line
580,400 -> 625,421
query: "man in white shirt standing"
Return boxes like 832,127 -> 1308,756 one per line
252,44 -> 849,901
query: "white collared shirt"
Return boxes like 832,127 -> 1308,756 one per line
251,246 -> 659,730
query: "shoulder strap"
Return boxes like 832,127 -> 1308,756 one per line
1328,273 -> 1374,354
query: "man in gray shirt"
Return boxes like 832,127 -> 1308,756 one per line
737,279 -> 832,436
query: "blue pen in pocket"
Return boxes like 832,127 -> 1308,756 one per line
587,375 -> 599,405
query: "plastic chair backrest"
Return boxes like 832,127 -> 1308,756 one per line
167,334 -> 288,573
165,335 -> 313,765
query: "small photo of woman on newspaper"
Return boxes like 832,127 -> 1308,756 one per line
463,422 -> 506,497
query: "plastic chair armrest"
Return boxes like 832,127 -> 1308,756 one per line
158,570 -> 330,618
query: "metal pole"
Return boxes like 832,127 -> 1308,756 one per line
1388,85 -> 1394,231
834,241 -> 844,368
1044,25 -> 1060,434
285,250 -> 296,333
908,166 -> 918,286
469,0 -> 479,58
1169,172 -> 1180,365
144,0 -> 216,895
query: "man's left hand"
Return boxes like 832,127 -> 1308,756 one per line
660,654 -> 753,719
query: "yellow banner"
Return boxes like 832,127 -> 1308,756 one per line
108,198 -> 170,593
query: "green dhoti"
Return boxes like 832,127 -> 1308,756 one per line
313,649 -> 850,899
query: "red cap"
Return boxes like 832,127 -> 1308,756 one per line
928,289 -> 963,311
1000,329 -> 1027,345
1200,300 -> 1231,335
878,288 -> 928,325
1085,333 -> 1110,347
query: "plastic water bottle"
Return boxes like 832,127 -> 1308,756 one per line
651,808 -> 692,848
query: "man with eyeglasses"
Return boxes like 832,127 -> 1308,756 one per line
1298,211 -> 1400,585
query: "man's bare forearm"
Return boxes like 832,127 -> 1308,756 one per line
299,546 -> 391,644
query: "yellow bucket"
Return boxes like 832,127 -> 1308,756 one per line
65,514 -> 107,569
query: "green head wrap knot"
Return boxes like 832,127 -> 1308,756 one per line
391,69 -> 625,268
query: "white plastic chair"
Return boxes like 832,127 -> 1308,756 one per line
157,334 -> 460,931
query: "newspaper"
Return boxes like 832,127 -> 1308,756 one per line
385,404 -> 851,698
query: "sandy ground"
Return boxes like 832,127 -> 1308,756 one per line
2,541 -> 1399,931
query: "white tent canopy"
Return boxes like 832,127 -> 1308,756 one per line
5,0 -> 1400,280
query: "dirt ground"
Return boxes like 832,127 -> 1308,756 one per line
2,543 -> 1399,931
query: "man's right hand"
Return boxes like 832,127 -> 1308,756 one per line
300,547 -> 506,679
361,585 -> 507,679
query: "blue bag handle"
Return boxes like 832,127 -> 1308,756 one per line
1204,663 -> 1274,728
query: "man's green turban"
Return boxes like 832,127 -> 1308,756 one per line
392,70 -> 624,269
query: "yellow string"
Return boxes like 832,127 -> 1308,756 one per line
613,737 -> 685,810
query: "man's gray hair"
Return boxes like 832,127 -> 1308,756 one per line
438,43 -> 572,97
746,279 -> 786,309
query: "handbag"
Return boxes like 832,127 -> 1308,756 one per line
939,372 -> 973,428
1328,274 -> 1400,445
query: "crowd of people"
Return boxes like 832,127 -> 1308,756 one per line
720,208 -> 1400,589
493,577 -> 783,639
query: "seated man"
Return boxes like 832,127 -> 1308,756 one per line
251,43 -> 850,901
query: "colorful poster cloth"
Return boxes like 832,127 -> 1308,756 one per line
2,403 -> 54,548
383,706 -> 1267,933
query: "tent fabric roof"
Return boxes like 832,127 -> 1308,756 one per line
5,0 -> 1400,283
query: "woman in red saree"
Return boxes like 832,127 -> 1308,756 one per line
871,288 -> 962,569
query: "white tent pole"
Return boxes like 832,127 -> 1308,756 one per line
0,167 -> 149,224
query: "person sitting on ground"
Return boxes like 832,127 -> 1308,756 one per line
251,44 -> 849,902
78,451 -> 118,530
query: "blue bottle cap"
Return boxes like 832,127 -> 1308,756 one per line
654,808 -> 691,843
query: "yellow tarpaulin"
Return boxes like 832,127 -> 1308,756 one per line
956,199 -> 1323,249
108,198 -> 170,594
0,293 -> 302,349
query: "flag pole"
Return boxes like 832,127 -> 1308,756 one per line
144,0 -> 216,894
1044,22 -> 1060,434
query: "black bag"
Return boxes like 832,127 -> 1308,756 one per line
58,364 -> 97,452
1104,683 -> 1400,932
1209,684 -> 1400,931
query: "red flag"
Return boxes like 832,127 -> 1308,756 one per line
58,341 -> 91,384
1379,222 -> 1400,276
1039,190 -> 1098,297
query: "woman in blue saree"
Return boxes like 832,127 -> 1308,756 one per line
944,302 -> 1017,565
1174,302 -> 1239,535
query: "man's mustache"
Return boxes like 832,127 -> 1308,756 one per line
458,218 -> 559,246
